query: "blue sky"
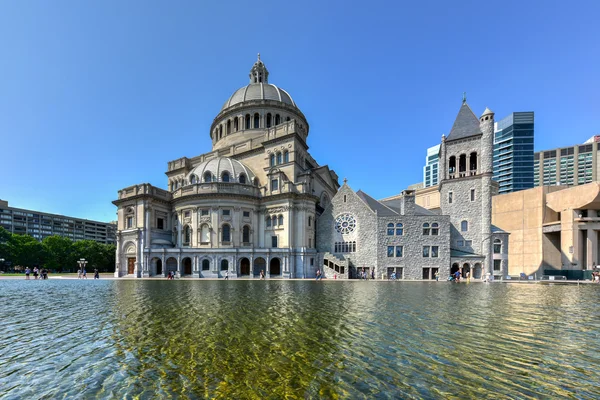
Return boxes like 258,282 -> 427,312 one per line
1,0 -> 598,222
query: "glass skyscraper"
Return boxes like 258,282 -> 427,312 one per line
423,144 -> 440,187
493,112 -> 535,194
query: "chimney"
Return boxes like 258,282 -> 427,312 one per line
400,190 -> 415,215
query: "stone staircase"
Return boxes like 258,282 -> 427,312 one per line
321,252 -> 349,279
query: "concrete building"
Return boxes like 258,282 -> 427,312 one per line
318,99 -> 508,280
423,144 -> 440,187
492,182 -> 600,278
112,55 -> 339,278
0,199 -> 116,245
534,135 -> 600,187
493,112 -> 535,194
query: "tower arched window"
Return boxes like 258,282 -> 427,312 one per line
183,226 -> 191,245
245,114 -> 251,129
266,216 -> 272,227
222,172 -> 230,182
494,239 -> 502,254
286,116 -> 290,122
470,152 -> 478,174
253,113 -> 260,129
226,120 -> 231,134
270,154 -> 275,167
190,175 -> 197,184
396,223 -> 403,236
272,216 -> 277,227
431,222 -> 439,236
284,151 -> 289,163
387,223 -> 394,236
239,173 -> 246,184
459,154 -> 467,174
242,225 -> 250,243
278,214 -> 283,226
222,224 -> 231,242
266,113 -> 272,128
203,172 -> 212,183
277,152 -> 282,165
423,223 -> 430,235
234,118 -> 238,132
461,220 -> 469,232
275,114 -> 281,125
449,156 -> 456,176
219,125 -> 223,139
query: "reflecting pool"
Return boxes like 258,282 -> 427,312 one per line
1,280 -> 599,399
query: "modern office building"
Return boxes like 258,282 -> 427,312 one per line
534,135 -> 600,187
493,112 -> 534,194
0,200 -> 116,244
423,144 -> 440,187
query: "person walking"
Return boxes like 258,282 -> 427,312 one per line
224,270 -> 229,280
77,268 -> 82,279
371,269 -> 375,280
82,268 -> 87,279
435,271 -> 439,282
260,270 -> 265,280
25,267 -> 31,280
94,269 -> 99,279
33,267 -> 39,280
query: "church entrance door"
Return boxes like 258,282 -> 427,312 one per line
127,258 -> 136,275
240,258 -> 250,275
270,258 -> 281,276
183,258 -> 192,275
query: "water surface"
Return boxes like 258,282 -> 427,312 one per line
1,280 -> 599,399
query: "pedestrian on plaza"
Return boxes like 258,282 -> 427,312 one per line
33,267 -> 39,280
466,271 -> 470,282
371,269 -> 375,280
42,268 -> 48,280
77,268 -> 82,279
82,268 -> 87,279
94,269 -> 99,279
334,273 -> 337,280
260,270 -> 265,280
25,267 -> 31,280
224,270 -> 229,280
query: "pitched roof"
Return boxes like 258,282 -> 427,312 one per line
446,102 -> 482,141
356,190 -> 398,216
379,198 -> 437,216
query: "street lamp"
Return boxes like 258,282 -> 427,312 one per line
77,258 -> 88,276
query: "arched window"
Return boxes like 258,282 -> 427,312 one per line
270,154 -> 275,167
284,151 -> 289,163
494,239 -> 502,254
200,224 -> 210,244
470,152 -> 478,174
396,223 -> 403,236
222,224 -> 231,242
203,172 -> 212,183
286,116 -> 290,122
423,223 -> 430,236
219,125 -> 223,139
278,214 -> 283,226
387,223 -> 394,236
266,216 -> 272,227
234,118 -> 238,132
272,216 -> 277,227
239,173 -> 246,184
275,114 -> 281,125
431,222 -> 439,236
243,225 -> 250,243
222,172 -> 230,182
190,175 -> 197,184
459,154 -> 467,174
202,259 -> 210,270
183,226 -> 191,245
461,220 -> 469,232
253,113 -> 260,129
245,114 -> 251,129
277,153 -> 282,165
266,113 -> 272,128
449,156 -> 456,175
253,177 -> 259,186
221,259 -> 228,271
226,119 -> 231,134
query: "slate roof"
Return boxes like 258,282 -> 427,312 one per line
446,102 -> 482,141
491,224 -> 509,234
356,190 -> 398,216
379,198 -> 437,216
450,249 -> 484,258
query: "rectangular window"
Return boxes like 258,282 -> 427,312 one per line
243,211 -> 250,218
422,246 -> 430,258
310,258 -> 314,266
465,240 -> 472,247
222,209 -> 230,216
309,238 -> 312,248
448,192 -> 453,204
157,218 -> 164,230
184,210 -> 190,218
470,189 -> 475,202
271,236 -> 278,248
494,259 -> 502,271
431,246 -> 439,258
201,209 -> 209,216
395,246 -> 403,257
271,179 -> 279,191
387,246 -> 394,257
126,217 -> 133,229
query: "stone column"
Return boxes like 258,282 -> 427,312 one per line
587,211 -> 597,269
145,207 -> 152,249
114,232 -> 121,277
177,212 -> 183,249
259,209 -> 265,248
161,250 -> 166,278
176,253 -> 181,278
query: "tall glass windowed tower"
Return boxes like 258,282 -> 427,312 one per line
493,112 -> 535,193
423,144 -> 440,187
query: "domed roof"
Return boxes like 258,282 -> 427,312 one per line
220,54 -> 297,112
189,157 -> 256,183
222,83 -> 296,111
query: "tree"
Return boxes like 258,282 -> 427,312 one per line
8,234 -> 46,268
42,235 -> 76,272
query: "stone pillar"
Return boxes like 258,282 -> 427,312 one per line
176,253 -> 181,278
145,207 -> 152,249
587,227 -> 597,270
161,251 -> 166,278
114,232 -> 121,277
259,209 -> 265,248
177,212 -> 182,248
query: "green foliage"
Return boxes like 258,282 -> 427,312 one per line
0,229 -> 116,272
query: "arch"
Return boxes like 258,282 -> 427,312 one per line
240,257 -> 250,275
320,192 -> 330,208
266,113 -> 272,128
493,238 -> 502,254
156,258 -> 163,275
275,114 -> 281,125
387,222 -> 394,236
266,216 -> 272,227
451,263 -> 460,275
253,257 -> 266,276
473,263 -> 483,279
220,259 -> 229,271
269,258 -> 281,275
226,119 -> 231,135
234,117 -> 239,132
459,154 -> 467,174
239,173 -> 247,184
278,214 -> 283,226
423,222 -> 430,235
271,216 -> 277,227
221,171 -> 230,182
201,258 -> 210,271
222,224 -> 231,242
200,224 -> 210,244
286,116 -> 290,122
431,222 -> 439,236
462,263 -> 471,278
469,152 -> 478,173
245,114 -> 251,129
203,172 -> 212,183
283,151 -> 289,163
166,257 -> 178,275
242,225 -> 250,243
449,156 -> 456,176
253,113 -> 260,129
270,154 -> 275,167
461,220 -> 469,232
182,257 -> 192,275
219,125 -> 223,139
276,152 -> 282,165
190,174 -> 197,184
396,223 -> 403,236
183,225 -> 191,246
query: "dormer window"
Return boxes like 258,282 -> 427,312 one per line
239,173 -> 246,184
222,172 -> 230,182
203,172 -> 212,183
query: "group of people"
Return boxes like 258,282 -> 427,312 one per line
592,270 -> 600,283
77,268 -> 100,279
450,270 -> 470,282
358,268 -> 374,280
24,267 -> 48,280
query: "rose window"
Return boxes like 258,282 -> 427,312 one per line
335,213 -> 356,234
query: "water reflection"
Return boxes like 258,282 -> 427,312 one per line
0,280 -> 599,399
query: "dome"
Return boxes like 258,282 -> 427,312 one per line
221,83 -> 296,111
188,157 -> 257,184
